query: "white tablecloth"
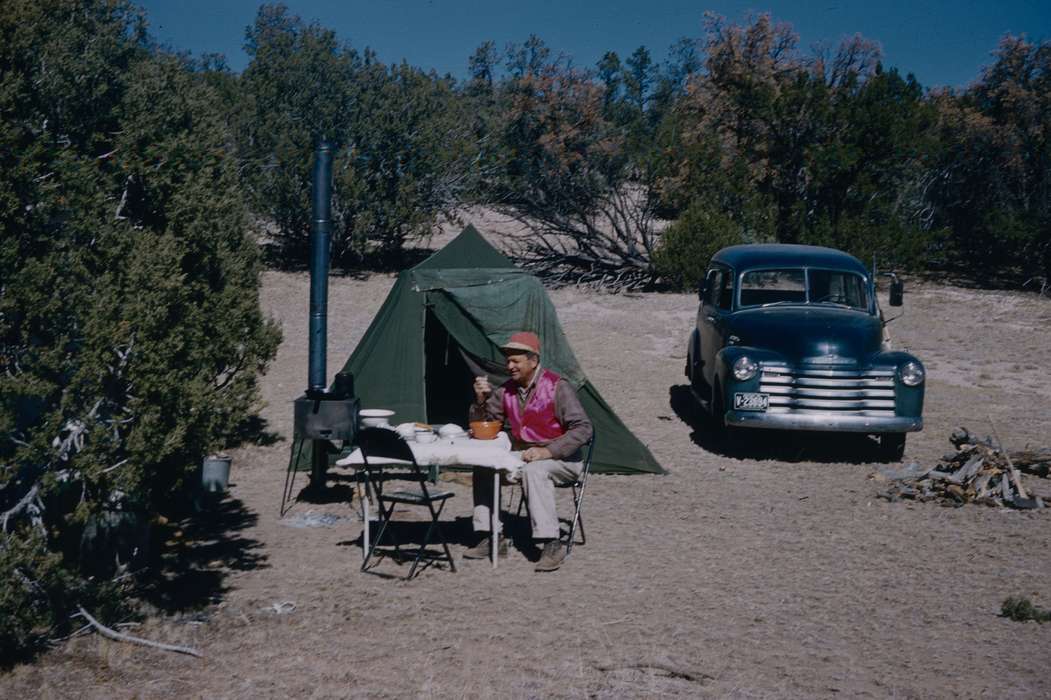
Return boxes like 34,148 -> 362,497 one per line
336,431 -> 524,475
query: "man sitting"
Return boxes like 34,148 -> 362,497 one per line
464,331 -> 593,572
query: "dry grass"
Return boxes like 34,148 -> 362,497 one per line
4,222 -> 1051,698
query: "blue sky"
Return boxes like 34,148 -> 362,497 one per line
137,0 -> 1049,89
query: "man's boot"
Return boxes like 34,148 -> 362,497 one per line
534,540 -> 566,572
463,534 -> 508,559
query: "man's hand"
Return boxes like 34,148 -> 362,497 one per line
521,446 -> 553,463
473,375 -> 492,404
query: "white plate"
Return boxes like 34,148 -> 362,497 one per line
360,409 -> 395,418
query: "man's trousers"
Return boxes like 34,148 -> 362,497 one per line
472,459 -> 582,540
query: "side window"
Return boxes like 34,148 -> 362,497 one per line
704,268 -> 723,307
717,269 -> 734,311
705,267 -> 733,310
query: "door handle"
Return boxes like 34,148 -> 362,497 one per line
706,315 -> 717,323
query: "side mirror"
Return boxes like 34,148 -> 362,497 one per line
889,278 -> 904,307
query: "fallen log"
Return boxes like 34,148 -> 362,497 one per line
955,456 -> 985,483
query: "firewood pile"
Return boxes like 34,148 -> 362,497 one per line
874,427 -> 1050,509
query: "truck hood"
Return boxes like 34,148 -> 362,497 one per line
726,306 -> 883,364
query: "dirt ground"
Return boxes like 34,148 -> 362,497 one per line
5,221 -> 1051,697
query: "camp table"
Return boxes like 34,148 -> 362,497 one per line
337,433 -> 524,569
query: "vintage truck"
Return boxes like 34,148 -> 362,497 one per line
685,244 -> 924,459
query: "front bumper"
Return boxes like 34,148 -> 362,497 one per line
726,411 -> 922,433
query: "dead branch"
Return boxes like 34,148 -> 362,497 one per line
2,483 -> 40,533
989,417 -> 1029,500
101,459 -> 128,474
50,624 -> 92,645
1023,277 -> 1049,297
494,181 -> 660,291
76,606 -> 203,659
114,176 -> 131,221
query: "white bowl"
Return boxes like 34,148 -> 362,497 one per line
360,408 -> 394,428
415,431 -> 437,444
438,423 -> 465,437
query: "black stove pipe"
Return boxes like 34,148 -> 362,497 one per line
307,140 -> 333,396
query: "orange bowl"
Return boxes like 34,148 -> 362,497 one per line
469,420 -> 503,440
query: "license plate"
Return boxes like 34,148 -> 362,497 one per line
734,392 -> 769,411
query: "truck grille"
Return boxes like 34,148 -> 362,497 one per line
759,363 -> 896,416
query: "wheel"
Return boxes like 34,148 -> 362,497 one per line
710,380 -> 724,421
688,337 -> 711,401
711,382 -> 743,451
878,433 -> 906,462
686,336 -> 699,384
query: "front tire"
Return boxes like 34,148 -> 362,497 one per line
878,433 -> 906,462
688,337 -> 711,401
712,382 -> 743,451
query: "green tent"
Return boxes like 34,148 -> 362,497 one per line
307,225 -> 664,475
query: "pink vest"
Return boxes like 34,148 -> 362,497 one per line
502,368 -> 564,445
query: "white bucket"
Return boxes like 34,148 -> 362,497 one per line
202,454 -> 232,493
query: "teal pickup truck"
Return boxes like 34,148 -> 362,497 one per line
685,244 -> 924,460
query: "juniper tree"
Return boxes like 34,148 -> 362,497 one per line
0,0 -> 279,655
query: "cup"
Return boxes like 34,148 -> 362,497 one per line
333,371 -> 355,399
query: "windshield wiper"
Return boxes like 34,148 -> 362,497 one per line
759,300 -> 802,308
811,300 -> 855,310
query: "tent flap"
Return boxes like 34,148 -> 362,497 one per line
422,273 -> 587,388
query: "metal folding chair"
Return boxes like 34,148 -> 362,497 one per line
357,428 -> 457,579
516,433 -> 595,556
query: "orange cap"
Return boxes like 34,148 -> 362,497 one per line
500,331 -> 541,355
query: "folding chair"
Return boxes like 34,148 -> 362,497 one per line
357,428 -> 457,579
516,433 -> 595,556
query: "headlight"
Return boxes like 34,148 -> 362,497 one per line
732,356 -> 759,381
899,361 -> 925,386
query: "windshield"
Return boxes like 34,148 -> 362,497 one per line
738,268 -> 869,310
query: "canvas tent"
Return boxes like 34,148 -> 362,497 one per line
303,225 -> 664,475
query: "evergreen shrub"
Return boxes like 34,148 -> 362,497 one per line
0,0 -> 280,657
652,201 -> 746,290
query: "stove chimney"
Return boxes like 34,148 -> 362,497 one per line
307,140 -> 333,396
285,140 -> 359,507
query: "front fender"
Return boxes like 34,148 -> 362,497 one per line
871,350 -> 926,418
714,346 -> 783,397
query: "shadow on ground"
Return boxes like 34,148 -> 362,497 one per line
141,493 -> 268,612
668,384 -> 892,464
336,506 -> 552,577
229,414 -> 284,448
